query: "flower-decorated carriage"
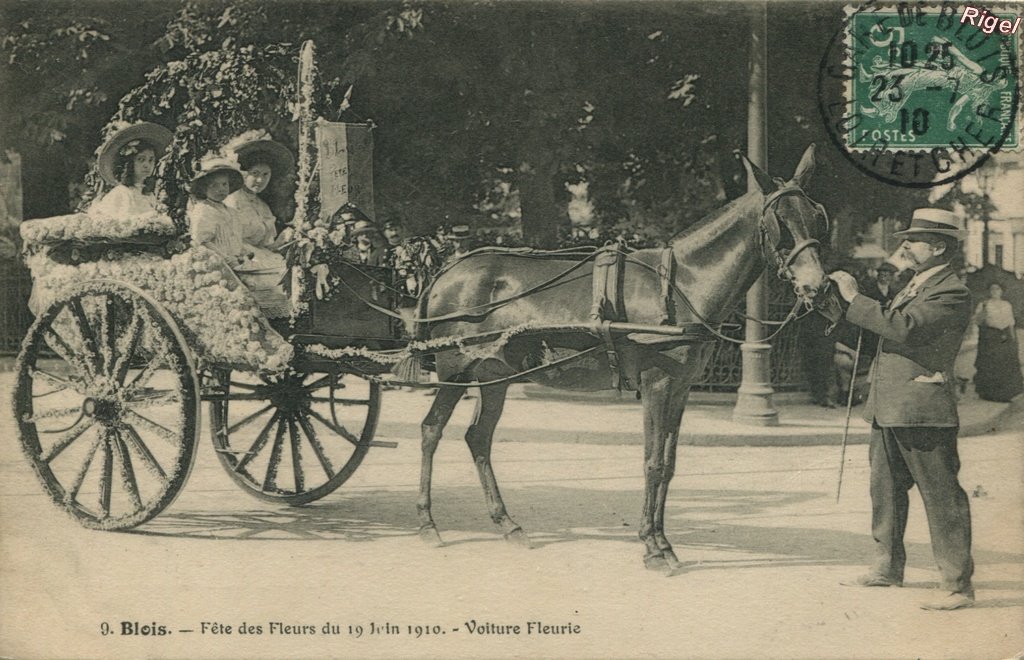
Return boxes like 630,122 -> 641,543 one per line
15,205 -> 405,529
12,41 -> 415,530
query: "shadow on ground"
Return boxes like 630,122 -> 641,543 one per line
133,484 -> 1024,581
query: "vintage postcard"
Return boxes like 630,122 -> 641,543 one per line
1,1 -> 1022,658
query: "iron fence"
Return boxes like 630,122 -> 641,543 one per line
0,259 -> 33,355
693,276 -> 806,391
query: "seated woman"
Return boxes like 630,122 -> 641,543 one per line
89,122 -> 173,218
189,157 -> 289,316
224,131 -> 294,250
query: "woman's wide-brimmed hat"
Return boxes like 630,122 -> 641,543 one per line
893,208 -> 966,240
190,157 -> 243,200
227,131 -> 294,176
96,122 -> 173,187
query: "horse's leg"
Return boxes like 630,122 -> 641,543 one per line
464,381 -> 530,547
639,373 -> 671,569
418,384 -> 464,546
653,386 -> 690,571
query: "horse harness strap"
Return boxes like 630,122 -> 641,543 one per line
589,245 -> 633,390
589,245 -> 626,323
659,247 -> 675,325
761,185 -> 820,275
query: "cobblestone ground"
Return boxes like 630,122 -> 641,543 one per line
1,372 -> 1021,659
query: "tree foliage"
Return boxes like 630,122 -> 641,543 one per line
3,0 -> 939,250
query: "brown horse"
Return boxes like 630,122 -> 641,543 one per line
415,145 -> 829,570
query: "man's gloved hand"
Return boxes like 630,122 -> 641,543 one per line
828,271 -> 861,303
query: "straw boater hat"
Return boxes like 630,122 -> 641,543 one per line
225,130 -> 294,176
190,156 -> 243,200
893,208 -> 967,241
446,224 -> 471,240
96,122 -> 173,187
350,219 -> 380,238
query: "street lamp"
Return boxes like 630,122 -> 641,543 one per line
975,157 -> 997,268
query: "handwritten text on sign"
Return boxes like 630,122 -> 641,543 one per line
316,121 -> 374,222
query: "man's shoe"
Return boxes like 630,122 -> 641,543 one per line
920,591 -> 975,611
840,573 -> 903,588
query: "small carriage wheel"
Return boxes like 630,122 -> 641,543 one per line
14,281 -> 200,530
207,369 -> 381,505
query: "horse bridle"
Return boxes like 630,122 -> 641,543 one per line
760,184 -> 826,280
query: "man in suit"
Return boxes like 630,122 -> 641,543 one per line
828,208 -> 975,611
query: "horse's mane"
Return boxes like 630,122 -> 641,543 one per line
668,190 -> 757,247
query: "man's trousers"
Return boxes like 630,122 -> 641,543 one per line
869,423 -> 974,593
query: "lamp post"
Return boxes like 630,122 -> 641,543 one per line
975,158 -> 997,268
732,1 -> 779,426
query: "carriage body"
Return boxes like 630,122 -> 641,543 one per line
15,211 -> 399,530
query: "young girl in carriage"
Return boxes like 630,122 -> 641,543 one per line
88,122 -> 173,218
188,156 -> 290,316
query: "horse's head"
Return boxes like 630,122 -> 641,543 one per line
740,144 -> 829,302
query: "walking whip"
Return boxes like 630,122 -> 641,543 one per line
835,328 -> 863,503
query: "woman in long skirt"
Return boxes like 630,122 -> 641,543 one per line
973,282 -> 1023,402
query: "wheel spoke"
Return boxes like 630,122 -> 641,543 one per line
26,406 -> 83,423
98,296 -> 116,375
310,396 -> 369,405
63,432 -> 103,505
262,418 -> 287,492
30,368 -> 77,395
296,411 -> 335,478
206,392 -> 270,402
123,410 -> 178,445
307,407 -> 360,446
68,298 -> 103,376
125,389 -> 182,409
234,411 -> 280,473
98,432 -> 113,518
302,374 -> 334,392
228,380 -> 262,391
121,424 -> 167,479
287,416 -> 305,493
111,430 -> 143,512
44,329 -> 94,384
112,313 -> 143,385
227,404 -> 274,435
122,357 -> 166,401
41,418 -> 96,463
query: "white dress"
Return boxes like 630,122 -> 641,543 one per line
189,199 -> 248,264
189,198 -> 290,317
88,185 -> 158,218
225,188 -> 277,248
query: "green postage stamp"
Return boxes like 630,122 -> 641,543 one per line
844,3 -> 1021,152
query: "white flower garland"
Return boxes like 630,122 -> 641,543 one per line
303,322 -> 543,366
26,246 -> 293,373
20,212 -> 176,247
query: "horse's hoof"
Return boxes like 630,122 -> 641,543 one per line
504,527 -> 532,549
418,525 -> 444,547
643,553 -> 668,571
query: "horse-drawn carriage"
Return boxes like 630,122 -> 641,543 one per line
12,210 -> 713,531
13,42 -> 834,571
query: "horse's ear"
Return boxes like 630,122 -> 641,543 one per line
791,144 -> 816,188
734,150 -> 776,195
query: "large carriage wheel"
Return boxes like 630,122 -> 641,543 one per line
14,281 -> 200,530
207,370 -> 381,505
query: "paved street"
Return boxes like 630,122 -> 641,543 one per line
1,371 -> 1022,659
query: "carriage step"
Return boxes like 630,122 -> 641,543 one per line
367,440 -> 399,449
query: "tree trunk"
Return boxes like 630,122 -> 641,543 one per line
517,144 -> 563,248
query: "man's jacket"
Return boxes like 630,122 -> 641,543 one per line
846,266 -> 971,427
